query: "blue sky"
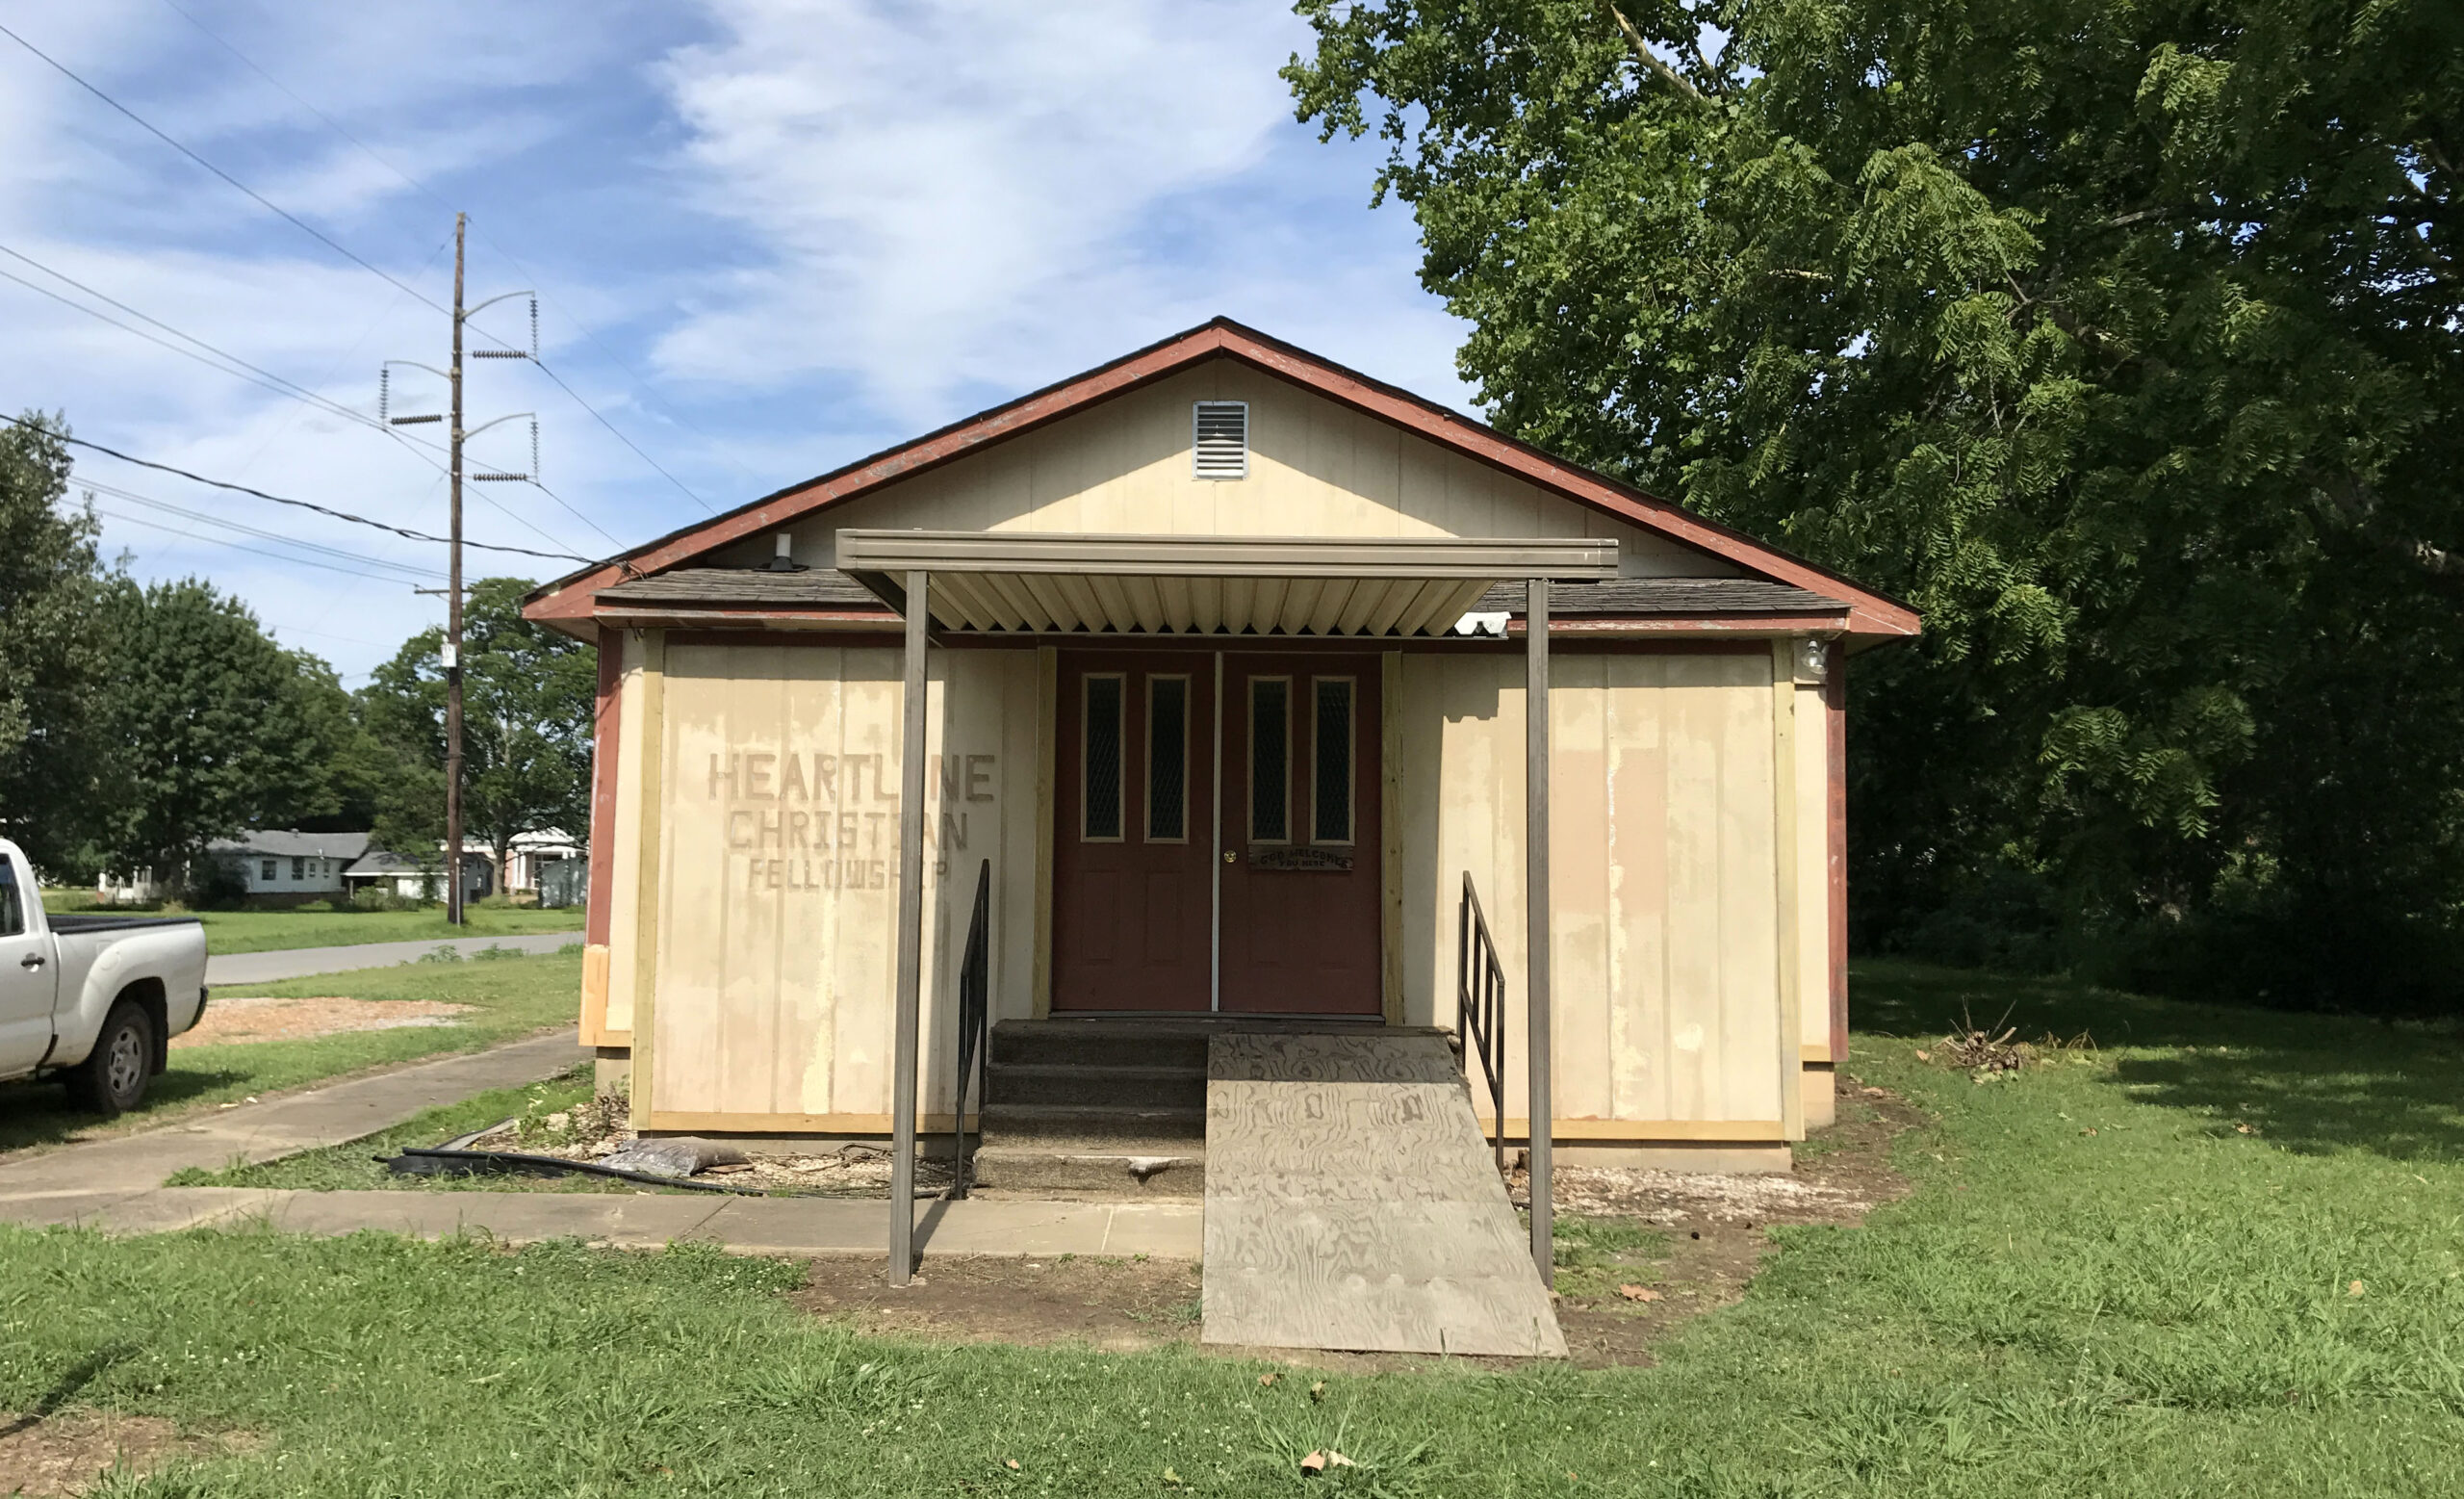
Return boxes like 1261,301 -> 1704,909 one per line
0,0 -> 1466,682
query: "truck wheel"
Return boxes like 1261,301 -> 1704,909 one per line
66,1001 -> 156,1116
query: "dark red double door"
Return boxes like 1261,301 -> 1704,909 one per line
1051,652 -> 1380,1015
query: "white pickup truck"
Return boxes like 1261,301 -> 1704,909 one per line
0,838 -> 210,1114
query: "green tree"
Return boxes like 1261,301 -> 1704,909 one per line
1289,0 -> 2464,1006
0,414 -> 122,878
98,580 -> 337,892
361,577 -> 594,895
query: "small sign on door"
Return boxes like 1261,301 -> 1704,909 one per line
1249,845 -> 1353,872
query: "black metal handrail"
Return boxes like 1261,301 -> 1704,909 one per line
1458,870 -> 1507,1172
948,858 -> 992,1199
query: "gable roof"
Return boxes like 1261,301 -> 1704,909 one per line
206,830 -> 371,861
524,318 -> 1917,640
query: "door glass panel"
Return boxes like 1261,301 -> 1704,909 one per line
1147,677 -> 1189,841
1249,678 -> 1289,842
1082,675 -> 1123,840
0,859 -> 20,937
1313,678 -> 1354,843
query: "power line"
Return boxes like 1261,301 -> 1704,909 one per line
0,250 -> 595,556
0,18 -> 447,318
13,10 -> 716,516
154,0 -> 744,503
0,414 -> 597,563
80,478 -> 446,582
0,242 -> 446,458
7,15 -> 686,542
96,505 -> 442,585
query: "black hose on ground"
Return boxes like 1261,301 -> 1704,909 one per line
386,1148 -> 766,1193
382,1147 -> 952,1200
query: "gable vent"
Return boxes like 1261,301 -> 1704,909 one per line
1193,401 -> 1248,480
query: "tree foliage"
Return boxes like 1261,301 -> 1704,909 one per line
0,414 -> 119,875
361,577 -> 594,889
1290,0 -> 2464,1006
97,580 -> 343,886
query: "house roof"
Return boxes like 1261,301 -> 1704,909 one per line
596,566 -> 1849,629
207,830 -> 371,861
597,568 -> 881,607
1471,579 -> 1848,616
343,847 -> 489,877
525,318 -> 1918,640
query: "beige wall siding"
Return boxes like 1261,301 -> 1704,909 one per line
603,630 -> 648,1038
1398,650 -> 1789,1131
712,364 -> 1737,580
639,644 -> 1040,1121
1793,651 -> 1834,1057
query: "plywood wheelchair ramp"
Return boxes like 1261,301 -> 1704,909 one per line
1201,1032 -> 1567,1357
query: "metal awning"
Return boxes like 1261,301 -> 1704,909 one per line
862,531 -> 1598,1287
834,530 -> 1620,637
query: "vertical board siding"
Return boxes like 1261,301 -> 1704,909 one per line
1795,669 -> 1833,1056
1398,650 -> 1785,1130
603,632 -> 648,1037
642,645 -> 1040,1122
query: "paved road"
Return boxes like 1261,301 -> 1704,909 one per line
206,931 -> 580,987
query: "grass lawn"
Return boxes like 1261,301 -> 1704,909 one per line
40,890 -> 584,955
0,951 -> 581,1155
5,960 -> 2464,1494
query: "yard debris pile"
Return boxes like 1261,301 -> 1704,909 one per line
424,1100 -> 960,1196
171,995 -> 471,1047
1919,1006 -> 2096,1080
1936,1020 -> 2034,1075
1505,1162 -> 1871,1226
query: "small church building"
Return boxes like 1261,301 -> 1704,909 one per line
523,320 -> 1916,1180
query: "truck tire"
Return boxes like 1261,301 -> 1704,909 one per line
66,1000 -> 156,1116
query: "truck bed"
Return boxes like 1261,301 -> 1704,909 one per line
46,912 -> 206,935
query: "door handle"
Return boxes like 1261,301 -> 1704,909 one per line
1223,851 -> 1237,864
18,952 -> 42,969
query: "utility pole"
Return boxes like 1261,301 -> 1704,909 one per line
381,219 -> 536,925
445,212 -> 467,927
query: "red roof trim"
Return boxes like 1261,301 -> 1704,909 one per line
525,319 -> 1917,638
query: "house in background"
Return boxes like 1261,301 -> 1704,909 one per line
504,829 -> 587,902
97,829 -> 370,906
342,847 -> 494,903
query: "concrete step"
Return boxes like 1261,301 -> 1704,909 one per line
990,1022 -> 1212,1071
970,1138 -> 1206,1197
980,1101 -> 1206,1142
986,1062 -> 1206,1110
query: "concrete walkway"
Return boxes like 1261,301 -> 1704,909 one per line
0,1032 -> 1203,1261
207,931 -> 578,987
3,1187 -> 1204,1259
0,1032 -> 587,1200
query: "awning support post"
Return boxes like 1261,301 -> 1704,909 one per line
888,570 -> 930,1285
1526,576 -> 1553,1286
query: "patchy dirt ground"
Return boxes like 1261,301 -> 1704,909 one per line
793,1253 -> 1204,1352
1517,1076 -> 1925,1366
0,1409 -> 254,1495
791,1074 -> 1922,1370
171,995 -> 470,1048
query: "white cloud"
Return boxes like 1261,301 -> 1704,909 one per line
648,0 -> 1452,419
0,0 -> 1472,682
